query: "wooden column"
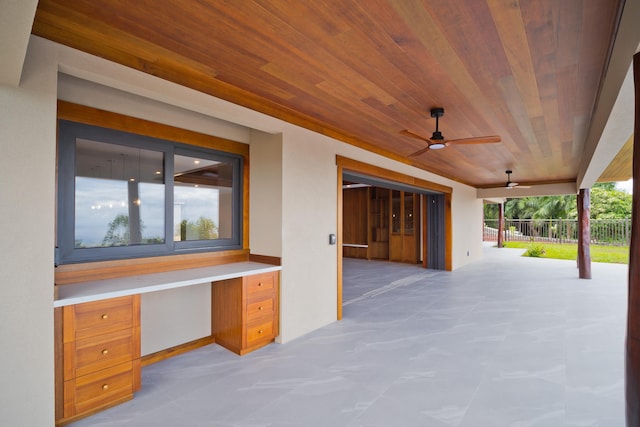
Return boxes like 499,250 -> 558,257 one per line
577,188 -> 591,279
627,51 -> 640,427
497,203 -> 504,248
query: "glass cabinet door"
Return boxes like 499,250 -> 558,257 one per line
404,192 -> 414,235
391,190 -> 401,233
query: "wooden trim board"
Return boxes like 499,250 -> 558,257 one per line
141,336 -> 215,367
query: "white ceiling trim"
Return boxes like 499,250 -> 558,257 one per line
0,0 -> 38,86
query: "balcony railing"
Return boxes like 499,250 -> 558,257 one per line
483,218 -> 631,246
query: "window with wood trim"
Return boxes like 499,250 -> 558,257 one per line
57,119 -> 243,264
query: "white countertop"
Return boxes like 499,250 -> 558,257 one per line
54,261 -> 282,307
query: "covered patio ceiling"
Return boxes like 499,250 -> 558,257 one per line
24,0 -> 640,194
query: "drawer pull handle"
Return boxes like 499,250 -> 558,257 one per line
101,314 -> 108,320
258,282 -> 263,287
102,384 -> 109,391
258,330 -> 264,334
101,349 -> 109,355
258,306 -> 264,311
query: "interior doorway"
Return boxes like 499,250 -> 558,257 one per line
336,156 -> 452,320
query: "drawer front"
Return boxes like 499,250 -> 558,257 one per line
74,329 -> 134,378
246,297 -> 274,322
246,319 -> 274,346
73,296 -> 134,339
73,361 -> 133,415
245,272 -> 276,295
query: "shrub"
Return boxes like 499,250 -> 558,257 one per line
524,244 -> 546,257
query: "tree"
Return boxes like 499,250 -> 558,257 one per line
483,203 -> 499,220
531,195 -> 576,219
483,182 -> 630,220
102,214 -> 130,246
178,216 -> 218,240
589,183 -> 632,219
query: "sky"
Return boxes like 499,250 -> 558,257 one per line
616,179 -> 633,194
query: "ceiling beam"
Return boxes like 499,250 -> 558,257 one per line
0,0 -> 38,86
577,0 -> 640,189
476,182 -> 577,199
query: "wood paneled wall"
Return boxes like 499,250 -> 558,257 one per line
342,187 -> 369,259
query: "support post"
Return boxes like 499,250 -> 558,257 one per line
497,203 -> 504,248
559,219 -> 563,244
577,188 -> 591,279
627,51 -> 640,427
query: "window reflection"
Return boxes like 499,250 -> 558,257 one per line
74,139 -> 165,248
173,154 -> 233,241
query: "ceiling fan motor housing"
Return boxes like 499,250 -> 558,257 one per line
431,131 -> 444,140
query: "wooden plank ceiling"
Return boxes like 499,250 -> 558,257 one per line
32,0 -> 623,188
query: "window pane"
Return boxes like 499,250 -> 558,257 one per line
404,192 -> 414,235
75,139 -> 165,248
391,190 -> 401,233
174,154 -> 234,241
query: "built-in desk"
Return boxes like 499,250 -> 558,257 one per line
54,261 -> 282,307
54,261 -> 281,426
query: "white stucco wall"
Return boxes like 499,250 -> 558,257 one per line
0,37 -> 58,426
248,130 -> 283,258
455,186 -> 485,265
0,36 -> 485,425
279,129 -> 342,340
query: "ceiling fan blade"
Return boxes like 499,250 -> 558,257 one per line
409,146 -> 431,157
446,135 -> 501,145
401,129 -> 430,141
505,183 -> 532,189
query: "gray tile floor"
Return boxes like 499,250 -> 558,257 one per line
71,244 -> 627,426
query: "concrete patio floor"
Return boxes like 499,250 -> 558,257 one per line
70,244 -> 627,426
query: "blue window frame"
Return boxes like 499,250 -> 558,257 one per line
57,120 -> 243,264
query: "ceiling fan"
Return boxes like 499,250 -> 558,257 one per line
402,108 -> 501,157
504,169 -> 530,189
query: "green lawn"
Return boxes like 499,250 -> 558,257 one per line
500,241 -> 629,264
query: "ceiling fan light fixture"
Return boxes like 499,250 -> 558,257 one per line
429,142 -> 446,150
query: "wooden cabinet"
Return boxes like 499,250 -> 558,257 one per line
390,190 -> 419,263
342,186 -> 419,263
369,187 -> 389,260
56,295 -> 141,425
212,271 -> 279,355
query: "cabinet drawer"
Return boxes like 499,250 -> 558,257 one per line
246,319 -> 274,346
73,296 -> 134,340
74,329 -> 134,378
246,298 -> 274,322
245,272 -> 275,295
72,361 -> 133,415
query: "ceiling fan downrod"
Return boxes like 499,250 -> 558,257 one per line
429,107 -> 445,148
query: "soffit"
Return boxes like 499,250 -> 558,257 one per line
31,0 -> 627,188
